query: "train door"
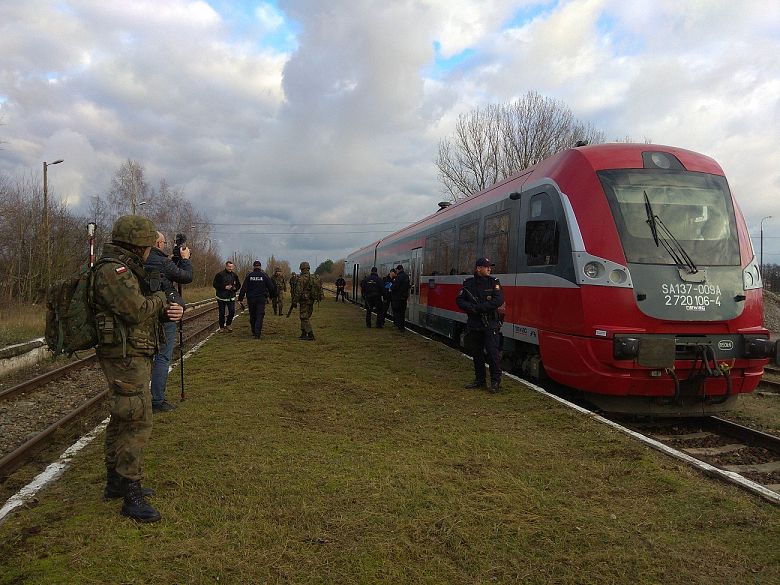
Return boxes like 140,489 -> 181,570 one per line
351,263 -> 359,302
410,247 -> 422,325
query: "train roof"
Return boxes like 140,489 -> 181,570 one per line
346,143 -> 725,258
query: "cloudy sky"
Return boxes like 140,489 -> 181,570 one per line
1,0 -> 779,268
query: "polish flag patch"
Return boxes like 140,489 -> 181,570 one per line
115,266 -> 127,274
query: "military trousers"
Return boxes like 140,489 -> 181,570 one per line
272,294 -> 284,316
298,302 -> 314,333
99,355 -> 153,481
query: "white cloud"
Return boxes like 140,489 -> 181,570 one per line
1,0 -> 779,264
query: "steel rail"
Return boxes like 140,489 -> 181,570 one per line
0,316 -> 221,478
706,416 -> 780,453
0,354 -> 98,401
0,304 -> 218,403
0,389 -> 108,478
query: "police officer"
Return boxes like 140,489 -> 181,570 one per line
271,267 -> 287,315
335,274 -> 347,302
390,264 -> 410,331
94,215 -> 183,522
360,267 -> 383,327
145,232 -> 192,413
455,257 -> 504,393
237,261 -> 277,339
290,261 -> 322,340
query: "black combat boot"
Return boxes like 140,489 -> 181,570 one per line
121,479 -> 161,523
299,330 -> 308,340
307,331 -> 315,341
464,379 -> 486,389
104,469 -> 155,500
489,381 -> 501,394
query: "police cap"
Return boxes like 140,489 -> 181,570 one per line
475,257 -> 495,267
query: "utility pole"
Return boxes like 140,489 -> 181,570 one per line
42,159 -> 64,290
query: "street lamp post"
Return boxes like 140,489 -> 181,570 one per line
43,159 -> 64,290
761,216 -> 772,283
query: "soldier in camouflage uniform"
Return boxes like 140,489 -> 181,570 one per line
94,215 -> 184,523
289,271 -> 299,299
271,267 -> 287,315
290,261 -> 322,340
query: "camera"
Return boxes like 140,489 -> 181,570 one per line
172,233 -> 187,265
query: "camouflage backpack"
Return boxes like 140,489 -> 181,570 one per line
311,275 -> 324,302
45,258 -> 124,356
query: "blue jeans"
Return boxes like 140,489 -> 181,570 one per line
151,321 -> 177,406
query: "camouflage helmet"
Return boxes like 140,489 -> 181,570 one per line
111,215 -> 156,247
299,261 -> 310,271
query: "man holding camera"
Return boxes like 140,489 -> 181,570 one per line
145,232 -> 192,413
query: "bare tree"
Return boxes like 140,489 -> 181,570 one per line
436,91 -> 606,200
109,159 -> 148,215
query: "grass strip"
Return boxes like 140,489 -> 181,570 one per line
1,300 -> 779,584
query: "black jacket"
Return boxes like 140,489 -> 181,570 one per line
361,273 -> 383,300
390,269 -> 410,302
455,274 -> 504,331
213,269 -> 241,300
238,269 -> 276,303
144,247 -> 192,308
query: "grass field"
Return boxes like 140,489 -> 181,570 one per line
1,300 -> 778,584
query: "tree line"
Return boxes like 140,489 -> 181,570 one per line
0,159 -> 220,303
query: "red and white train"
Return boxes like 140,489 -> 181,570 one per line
346,143 -> 776,415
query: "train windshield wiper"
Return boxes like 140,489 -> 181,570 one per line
643,191 -> 699,274
643,191 -> 660,246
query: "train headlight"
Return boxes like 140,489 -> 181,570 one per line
609,269 -> 627,284
584,261 -> 604,279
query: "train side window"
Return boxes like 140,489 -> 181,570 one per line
525,193 -> 559,266
525,220 -> 559,266
424,233 -> 440,275
457,221 -> 478,274
440,227 -> 456,276
483,211 -> 510,273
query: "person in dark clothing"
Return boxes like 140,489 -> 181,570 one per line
145,231 -> 193,412
455,257 -> 505,393
335,275 -> 347,302
213,261 -> 241,331
238,260 -> 277,338
390,264 -> 410,331
360,267 -> 383,328
376,268 -> 395,328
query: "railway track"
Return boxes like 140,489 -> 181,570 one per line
616,415 -> 780,500
0,301 -> 221,479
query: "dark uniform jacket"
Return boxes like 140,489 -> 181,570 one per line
93,242 -> 169,358
144,247 -> 192,308
361,273 -> 383,300
335,277 -> 346,289
238,269 -> 276,303
391,269 -> 410,302
213,269 -> 241,301
455,274 -> 504,331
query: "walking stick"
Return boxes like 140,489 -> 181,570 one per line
178,282 -> 185,401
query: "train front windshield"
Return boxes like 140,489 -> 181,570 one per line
599,170 -> 740,266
